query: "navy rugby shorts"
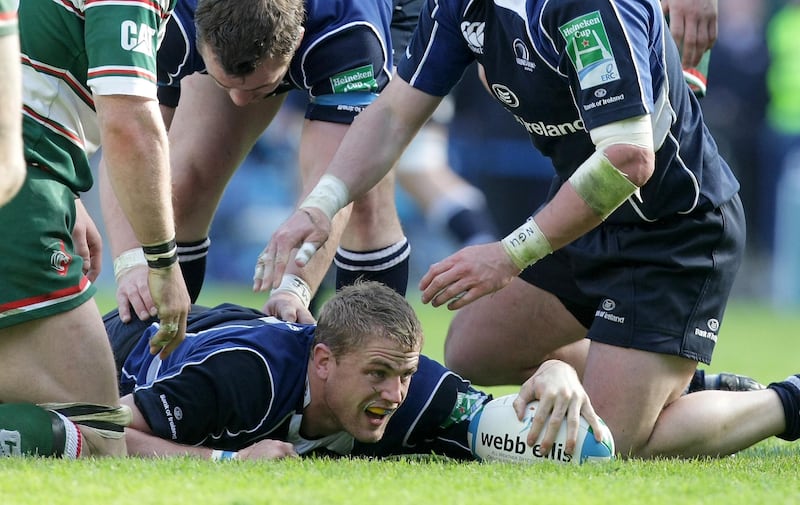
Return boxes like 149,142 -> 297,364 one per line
520,194 -> 745,364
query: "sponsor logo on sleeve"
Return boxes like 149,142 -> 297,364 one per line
559,11 -> 620,89
121,20 -> 156,56
461,21 -> 485,54
330,65 -> 378,94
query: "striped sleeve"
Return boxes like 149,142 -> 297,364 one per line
84,0 -> 172,98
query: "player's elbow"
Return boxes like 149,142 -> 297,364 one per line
604,144 -> 654,188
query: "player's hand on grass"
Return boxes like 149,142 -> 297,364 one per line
239,439 -> 298,460
147,264 -> 190,359
262,290 -> 316,324
661,0 -> 718,67
419,242 -> 520,310
73,199 -> 103,282
253,207 -> 332,292
513,360 -> 605,455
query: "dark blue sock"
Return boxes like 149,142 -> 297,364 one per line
177,238 -> 210,302
767,374 -> 800,441
335,239 -> 410,296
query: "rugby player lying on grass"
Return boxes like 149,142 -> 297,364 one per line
105,281 -> 600,461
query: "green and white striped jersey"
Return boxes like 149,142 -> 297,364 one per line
18,0 -> 175,193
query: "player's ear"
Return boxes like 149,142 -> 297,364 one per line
311,343 -> 333,379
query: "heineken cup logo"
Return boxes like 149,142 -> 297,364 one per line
560,11 -> 620,89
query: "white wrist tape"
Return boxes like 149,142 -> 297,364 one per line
300,174 -> 350,221
272,274 -> 312,308
568,150 -> 639,220
113,248 -> 146,282
210,450 -> 238,461
501,218 -> 553,270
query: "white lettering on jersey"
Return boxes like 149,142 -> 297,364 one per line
513,116 -> 585,137
121,20 -> 156,56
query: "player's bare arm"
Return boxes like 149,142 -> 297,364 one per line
0,31 -> 24,207
121,395 -> 298,460
420,116 -> 655,310
262,120 -> 355,323
96,94 -> 190,357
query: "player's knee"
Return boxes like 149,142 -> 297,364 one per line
40,402 -> 132,457
79,427 -> 127,457
444,321 -> 484,379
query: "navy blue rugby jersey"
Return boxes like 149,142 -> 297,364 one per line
398,0 -> 739,224
157,0 -> 395,124
120,304 -> 488,458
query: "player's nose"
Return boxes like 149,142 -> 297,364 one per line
228,89 -> 257,106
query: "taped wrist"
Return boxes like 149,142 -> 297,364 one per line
113,248 -> 146,281
300,174 -> 349,221
272,274 -> 312,308
501,217 -> 553,270
568,150 -> 639,220
142,238 -> 178,269
211,449 -> 239,461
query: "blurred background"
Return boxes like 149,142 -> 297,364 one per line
84,0 -> 800,311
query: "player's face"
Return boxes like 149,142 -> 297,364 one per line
199,45 -> 292,106
323,337 -> 420,443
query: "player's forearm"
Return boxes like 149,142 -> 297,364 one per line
96,95 -> 176,246
0,35 -> 25,203
301,79 -> 440,228
125,427 -> 216,459
98,160 -> 141,258
502,118 -> 654,270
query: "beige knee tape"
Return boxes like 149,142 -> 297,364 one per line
39,402 -> 132,440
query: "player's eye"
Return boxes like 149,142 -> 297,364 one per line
369,370 -> 387,380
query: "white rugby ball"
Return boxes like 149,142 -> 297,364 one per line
468,394 -> 615,464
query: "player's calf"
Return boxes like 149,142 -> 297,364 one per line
0,402 -> 131,458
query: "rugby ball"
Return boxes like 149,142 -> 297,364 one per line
468,394 -> 614,464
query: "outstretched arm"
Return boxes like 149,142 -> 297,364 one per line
419,115 -> 655,310
121,395 -> 298,460
96,94 -> 190,357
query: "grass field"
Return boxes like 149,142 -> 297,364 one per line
2,285 -> 798,505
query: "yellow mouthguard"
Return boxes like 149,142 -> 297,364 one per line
366,406 -> 388,416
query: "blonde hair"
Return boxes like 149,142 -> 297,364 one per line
314,281 -> 424,358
